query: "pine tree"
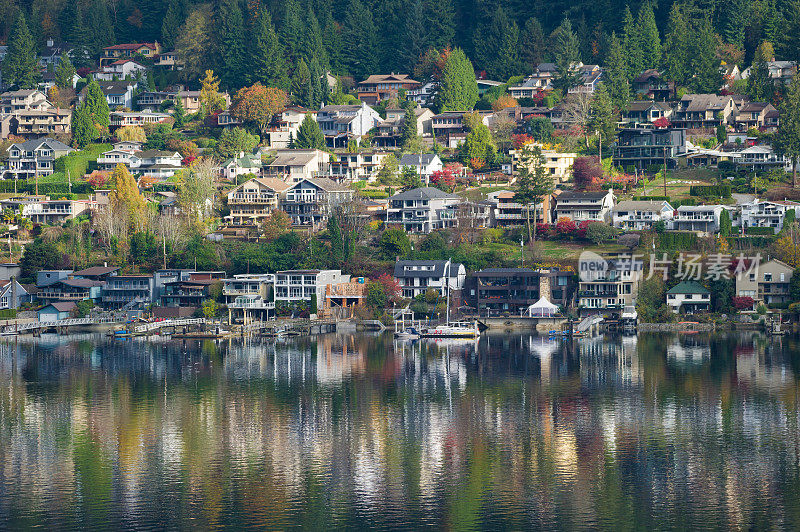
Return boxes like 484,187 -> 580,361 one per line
552,18 -> 581,92
248,9 -> 289,90
294,113 -> 326,149
637,3 -> 662,70
748,42 -> 774,102
341,0 -> 378,80
173,97 -> 186,128
54,53 -> 76,90
280,0 -> 304,65
424,0 -> 455,49
437,48 -> 478,112
219,0 -> 247,90
774,75 -> 800,187
1,12 -> 40,90
161,0 -> 185,51
621,7 -> 643,81
588,84 -> 616,148
301,11 -> 329,72
520,18 -> 546,71
401,0 -> 427,71
604,32 -> 630,111
291,58 -> 312,107
401,107 -> 418,147
87,0 -> 115,57
663,3 -> 690,86
473,6 -> 520,81
321,10 -> 344,74
71,104 -> 95,148
308,58 -> 324,109
721,0 -> 747,48
514,144 -> 554,243
84,79 -> 111,129
689,17 -> 723,93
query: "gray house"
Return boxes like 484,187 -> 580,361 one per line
386,187 -> 461,233
5,138 -> 73,179
393,260 -> 466,299
280,177 -> 354,229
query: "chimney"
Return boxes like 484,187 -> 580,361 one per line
104,261 -> 107,267
47,39 -> 54,48
539,273 -> 551,302
10,276 -> 17,310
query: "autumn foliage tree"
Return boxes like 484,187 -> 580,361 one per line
230,83 -> 289,136
572,156 -> 604,189
491,94 -> 518,111
110,164 -> 146,230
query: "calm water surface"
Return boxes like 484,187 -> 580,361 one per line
0,331 -> 799,530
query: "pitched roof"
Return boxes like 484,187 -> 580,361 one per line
557,190 -> 611,201
398,153 -> 440,166
9,138 -> 73,152
52,278 -> 103,288
390,187 -> 460,201
667,281 -> 710,295
393,260 -> 464,278
46,301 -> 77,312
73,266 -> 120,277
359,74 -> 419,85
680,93 -> 732,112
268,150 -> 320,167
634,69 -> 662,83
296,177 -> 351,192
613,200 -> 670,213
103,42 -> 158,51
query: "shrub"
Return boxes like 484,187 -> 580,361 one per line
690,184 -> 731,197
733,296 -> 754,310
744,226 -> 775,236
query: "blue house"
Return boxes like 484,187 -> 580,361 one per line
37,301 -> 76,322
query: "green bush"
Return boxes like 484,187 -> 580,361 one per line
359,189 -> 390,199
0,309 -> 17,319
54,143 -> 111,178
690,184 -> 731,197
633,195 -> 669,201
658,231 -> 697,250
744,227 -> 776,235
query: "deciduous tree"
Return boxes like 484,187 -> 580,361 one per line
199,70 -> 226,118
230,83 -> 288,137
514,143 -> 554,243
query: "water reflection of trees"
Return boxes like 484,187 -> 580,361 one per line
0,332 -> 798,528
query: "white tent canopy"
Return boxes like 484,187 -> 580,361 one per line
526,297 -> 559,317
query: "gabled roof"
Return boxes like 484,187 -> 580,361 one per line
103,42 -> 158,52
667,281 -> 710,295
634,69 -> 662,83
73,266 -> 120,277
557,190 -> 612,202
679,94 -> 732,112
52,278 -> 103,288
359,74 -> 419,85
268,150 -> 320,167
230,177 -> 290,194
398,153 -> 440,166
291,177 -> 351,192
390,187 -> 460,201
44,301 -> 77,313
9,138 -> 73,152
393,260 -> 464,278
613,200 -> 671,213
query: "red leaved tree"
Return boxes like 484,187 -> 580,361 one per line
376,273 -> 401,304
556,218 -> 577,237
430,167 -> 456,192
733,296 -> 754,310
572,156 -> 604,190
653,117 -> 671,129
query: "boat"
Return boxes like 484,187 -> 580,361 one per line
419,321 -> 480,338
621,306 -> 638,332
394,327 -> 420,340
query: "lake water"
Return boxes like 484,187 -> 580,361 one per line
0,331 -> 799,530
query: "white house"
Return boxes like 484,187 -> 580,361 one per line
386,187 -> 461,233
393,260 -> 466,299
734,145 -> 792,172
220,151 -> 265,182
398,153 -> 443,183
316,103 -> 380,148
666,281 -> 711,314
264,149 -> 330,183
669,205 -> 726,234
612,200 -> 674,231
93,59 -> 148,81
552,189 -> 616,223
739,199 -> 800,234
4,137 -> 73,179
109,110 -> 171,129
267,107 -> 314,149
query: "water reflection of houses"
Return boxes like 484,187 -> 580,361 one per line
736,335 -> 793,392
578,335 -> 643,388
666,334 -> 711,364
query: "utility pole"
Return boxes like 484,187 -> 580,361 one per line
663,146 -> 668,198
520,239 -> 524,268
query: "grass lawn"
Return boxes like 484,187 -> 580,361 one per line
459,185 -> 510,202
531,240 -> 630,262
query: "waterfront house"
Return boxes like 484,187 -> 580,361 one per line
223,274 -> 276,323
612,200 -> 674,231
273,270 -> 356,314
101,275 -> 154,310
552,190 -> 615,223
37,278 -> 103,304
666,281 -> 711,314
4,138 -> 73,180
393,260 -> 466,299
577,258 -> 642,318
386,187 -> 461,234
224,177 -> 291,225
280,177 -> 354,229
37,270 -> 72,288
465,267 -> 575,316
159,271 -> 225,310
735,259 -> 794,307
0,279 -> 27,309
37,301 -> 76,322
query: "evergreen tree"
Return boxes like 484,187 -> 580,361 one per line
54,53 -> 76,90
301,11 -> 329,72
294,113 -> 326,149
71,104 -> 95,148
401,0 -> 427,71
520,18 -> 546,71
291,58 -> 312,107
514,144 -> 554,243
552,18 -> 581,92
473,6 -> 520,81
588,84 -> 616,149
248,9 -> 289,90
688,17 -> 723,93
84,79 -> 111,129
663,3 -> 690,86
341,0 -> 378,80
280,0 -> 304,65
308,58 -> 324,109
424,0 -> 455,49
173,97 -> 187,128
2,12 -> 40,89
219,0 -> 247,90
604,32 -> 630,111
721,0 -> 747,48
637,3 -> 662,70
774,75 -> 800,187
401,107 -> 418,147
748,43 -> 774,102
437,48 -> 478,112
621,7 -> 643,81
321,10 -> 344,74
161,0 -> 185,51
87,0 -> 115,56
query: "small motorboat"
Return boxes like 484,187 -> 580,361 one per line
394,327 -> 420,340
418,321 -> 480,339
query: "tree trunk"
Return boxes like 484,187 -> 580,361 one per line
532,203 -> 537,244
794,158 -> 797,189
526,203 -> 532,244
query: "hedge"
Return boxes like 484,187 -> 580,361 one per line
726,236 -> 774,249
690,184 -> 731,197
0,309 -> 16,319
745,226 -> 777,235
0,181 -> 94,195
359,189 -> 390,199
671,198 -> 697,208
658,231 -> 697,250
633,195 -> 669,201
53,143 -> 111,178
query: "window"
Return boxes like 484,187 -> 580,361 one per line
764,273 -> 772,282
780,273 -> 785,282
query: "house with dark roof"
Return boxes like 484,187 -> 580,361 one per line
666,281 -> 711,314
356,74 -> 421,104
386,187 -> 461,233
102,275 -> 154,310
672,94 -> 738,130
567,65 -> 603,95
465,267 -> 575,315
82,80 -> 138,109
393,260 -> 466,299
37,301 -> 77,322
225,177 -> 291,225
100,42 -> 161,66
732,102 -> 777,131
4,138 -> 73,179
621,101 -> 673,126
614,128 -> 688,171
552,189 -> 615,223
37,278 -> 104,304
72,266 -> 120,282
632,69 -> 674,100
398,153 -> 443,183
280,177 -> 354,229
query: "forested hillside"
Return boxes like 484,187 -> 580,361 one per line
0,0 -> 797,89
